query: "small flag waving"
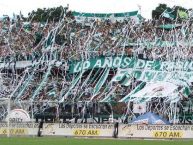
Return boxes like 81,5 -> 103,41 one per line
161,9 -> 175,20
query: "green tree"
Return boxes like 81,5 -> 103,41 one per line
27,6 -> 68,22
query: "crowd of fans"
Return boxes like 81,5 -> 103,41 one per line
1,10 -> 193,63
0,8 -> 193,124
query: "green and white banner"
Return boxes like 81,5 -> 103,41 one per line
70,57 -> 193,73
69,56 -> 193,83
73,11 -> 138,18
119,82 -> 178,103
112,68 -> 193,83
72,11 -> 140,23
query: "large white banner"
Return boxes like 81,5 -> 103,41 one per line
1,122 -> 193,139
0,123 -> 39,136
119,124 -> 193,138
42,123 -> 114,137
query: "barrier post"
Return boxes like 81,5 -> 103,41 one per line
7,98 -> 10,138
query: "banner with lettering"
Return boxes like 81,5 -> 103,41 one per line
42,123 -> 114,137
119,124 -> 193,138
1,123 -> 193,139
0,123 -> 39,136
69,56 -> 193,83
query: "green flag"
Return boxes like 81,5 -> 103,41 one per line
178,10 -> 188,19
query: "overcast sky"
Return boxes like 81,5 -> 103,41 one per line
0,0 -> 193,19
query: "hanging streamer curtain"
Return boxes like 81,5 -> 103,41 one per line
59,71 -> 84,102
91,68 -> 110,100
100,87 -> 117,102
119,82 -> 146,102
15,70 -> 36,99
31,66 -> 52,100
